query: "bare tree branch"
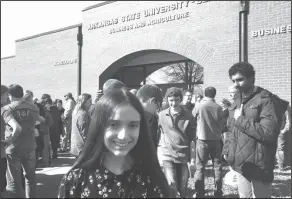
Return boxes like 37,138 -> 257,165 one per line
158,61 -> 204,92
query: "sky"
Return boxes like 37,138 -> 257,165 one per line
1,1 -> 98,58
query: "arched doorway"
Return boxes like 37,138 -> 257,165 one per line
99,49 -> 204,95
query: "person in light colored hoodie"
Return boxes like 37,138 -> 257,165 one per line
61,92 -> 76,152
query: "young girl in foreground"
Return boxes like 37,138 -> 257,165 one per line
58,89 -> 173,198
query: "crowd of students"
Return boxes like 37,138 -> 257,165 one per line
1,61 -> 291,198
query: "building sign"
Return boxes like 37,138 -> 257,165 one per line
251,24 -> 291,37
88,1 -> 209,34
54,59 -> 77,66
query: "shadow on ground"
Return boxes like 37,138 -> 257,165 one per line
36,173 -> 64,198
36,152 -> 75,198
188,161 -> 291,198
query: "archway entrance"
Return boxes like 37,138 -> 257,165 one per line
99,49 -> 204,95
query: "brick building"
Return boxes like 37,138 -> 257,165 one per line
1,1 -> 291,103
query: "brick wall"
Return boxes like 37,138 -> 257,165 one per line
1,1 -> 290,103
248,1 -> 291,103
1,26 -> 79,100
82,1 -> 240,101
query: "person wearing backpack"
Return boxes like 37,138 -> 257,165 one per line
222,62 -> 288,198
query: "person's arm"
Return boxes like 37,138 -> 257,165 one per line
222,111 -> 235,158
191,105 -> 199,142
187,115 -> 197,164
1,109 -> 22,144
234,98 -> 279,144
187,115 -> 197,143
157,112 -> 165,146
38,115 -> 45,123
218,107 -> 226,134
1,119 -> 22,144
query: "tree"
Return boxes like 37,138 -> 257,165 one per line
159,60 -> 203,92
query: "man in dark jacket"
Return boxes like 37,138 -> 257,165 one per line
222,62 -> 288,198
136,84 -> 163,149
43,98 -> 62,159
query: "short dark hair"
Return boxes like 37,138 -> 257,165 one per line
136,85 -> 163,104
43,97 -> 53,105
82,93 -> 92,101
42,94 -> 51,100
8,84 -> 23,98
103,79 -> 126,93
54,99 -> 62,105
1,85 -> 8,96
183,89 -> 193,96
204,87 -> 216,98
165,87 -> 183,99
229,62 -> 255,79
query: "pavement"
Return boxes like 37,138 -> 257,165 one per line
36,152 -> 75,198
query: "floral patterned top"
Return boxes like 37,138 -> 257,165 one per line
58,165 -> 165,198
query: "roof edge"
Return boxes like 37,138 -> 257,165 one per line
82,1 -> 116,12
16,23 -> 82,43
1,55 -> 15,60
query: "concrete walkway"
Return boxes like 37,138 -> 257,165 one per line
36,152 -> 75,198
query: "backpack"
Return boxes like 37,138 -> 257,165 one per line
261,89 -> 289,126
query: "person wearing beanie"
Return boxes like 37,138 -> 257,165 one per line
158,87 -> 197,197
2,84 -> 39,197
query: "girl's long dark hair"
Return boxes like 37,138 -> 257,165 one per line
71,89 -> 171,197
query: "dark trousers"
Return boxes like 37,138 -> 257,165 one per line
1,157 -> 7,193
5,151 -> 36,198
162,161 -> 189,197
194,139 -> 223,196
50,133 -> 60,159
35,136 -> 44,167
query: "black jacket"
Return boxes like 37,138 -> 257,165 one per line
222,86 -> 288,182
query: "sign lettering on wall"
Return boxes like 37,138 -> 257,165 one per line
54,59 -> 77,66
251,24 -> 291,37
88,1 -> 209,34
